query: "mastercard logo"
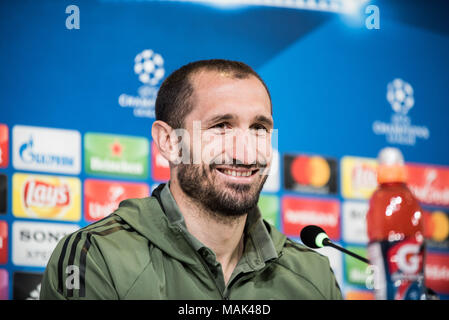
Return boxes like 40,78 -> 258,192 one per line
423,210 -> 449,242
290,155 -> 331,188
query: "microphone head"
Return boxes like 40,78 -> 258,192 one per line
300,225 -> 329,249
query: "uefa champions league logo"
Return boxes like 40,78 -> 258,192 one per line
386,78 -> 414,115
118,49 -> 166,118
134,49 -> 165,86
372,78 -> 429,146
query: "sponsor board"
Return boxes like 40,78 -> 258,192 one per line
85,133 -> 149,179
12,221 -> 79,267
12,125 -> 81,175
341,156 -> 378,199
0,269 -> 8,300
425,252 -> 449,295
0,221 -> 8,264
151,141 -> 170,182
342,201 -> 369,244
13,271 -> 42,300
284,154 -> 337,195
406,163 -> 449,207
345,290 -> 374,300
12,173 -> 81,221
344,246 -> 370,287
282,196 -> 340,240
0,124 -> 8,168
0,174 -> 6,214
84,179 -> 149,221
258,194 -> 279,229
262,149 -> 280,193
312,245 -> 343,290
423,209 -> 449,248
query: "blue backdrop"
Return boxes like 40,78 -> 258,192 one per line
1,0 -> 448,300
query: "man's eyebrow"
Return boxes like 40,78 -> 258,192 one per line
254,115 -> 274,128
205,113 -> 235,125
204,113 -> 273,127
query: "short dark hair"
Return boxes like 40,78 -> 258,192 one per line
155,59 -> 272,129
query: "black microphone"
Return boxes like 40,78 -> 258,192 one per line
300,225 -> 370,264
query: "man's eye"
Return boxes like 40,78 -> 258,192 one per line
211,122 -> 231,130
251,124 -> 269,132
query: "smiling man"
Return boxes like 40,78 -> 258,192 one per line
40,59 -> 342,300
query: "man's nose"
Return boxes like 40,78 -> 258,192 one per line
226,129 -> 258,165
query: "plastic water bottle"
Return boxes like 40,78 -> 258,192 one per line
366,147 -> 426,300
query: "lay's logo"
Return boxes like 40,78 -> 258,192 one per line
341,156 -> 378,200
13,173 -> 81,221
24,180 -> 70,208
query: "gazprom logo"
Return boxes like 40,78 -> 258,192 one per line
13,125 -> 81,175
19,136 -> 74,166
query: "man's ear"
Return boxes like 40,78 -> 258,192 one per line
151,120 -> 177,164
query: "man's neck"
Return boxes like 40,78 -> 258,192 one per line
169,181 -> 246,284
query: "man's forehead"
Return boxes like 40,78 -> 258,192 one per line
189,70 -> 271,108
190,69 -> 245,92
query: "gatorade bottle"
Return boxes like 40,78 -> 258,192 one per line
366,147 -> 426,300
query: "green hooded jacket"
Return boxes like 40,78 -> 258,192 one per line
40,184 -> 342,300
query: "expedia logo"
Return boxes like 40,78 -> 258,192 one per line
118,49 -> 165,118
13,173 -> 81,221
284,154 -> 337,195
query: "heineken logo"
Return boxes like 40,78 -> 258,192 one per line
84,133 -> 149,179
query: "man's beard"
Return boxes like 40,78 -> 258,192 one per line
177,162 -> 268,223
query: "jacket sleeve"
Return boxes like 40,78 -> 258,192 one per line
40,232 -> 119,300
326,260 -> 343,300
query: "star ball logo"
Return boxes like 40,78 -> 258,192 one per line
118,49 -> 165,119
372,78 -> 430,146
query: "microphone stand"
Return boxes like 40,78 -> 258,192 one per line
323,238 -> 371,264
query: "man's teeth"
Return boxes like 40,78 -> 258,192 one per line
222,169 -> 252,177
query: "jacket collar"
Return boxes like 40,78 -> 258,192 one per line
116,183 -> 286,268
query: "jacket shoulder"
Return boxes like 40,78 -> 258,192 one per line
275,238 -> 343,300
40,213 -> 151,300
